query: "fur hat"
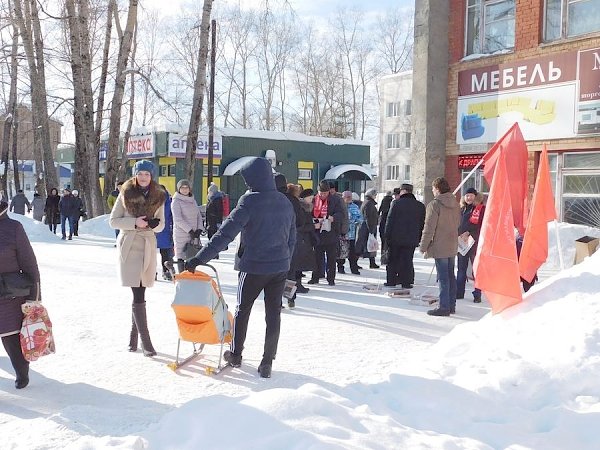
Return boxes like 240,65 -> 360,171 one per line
351,192 -> 360,201
133,160 -> 154,176
400,183 -> 413,193
365,188 -> 377,199
72,189 -> 79,196
177,179 -> 191,191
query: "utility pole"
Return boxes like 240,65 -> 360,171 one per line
207,19 -> 217,185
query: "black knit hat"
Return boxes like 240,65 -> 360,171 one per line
466,187 -> 478,195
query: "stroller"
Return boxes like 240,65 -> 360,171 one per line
167,264 -> 234,375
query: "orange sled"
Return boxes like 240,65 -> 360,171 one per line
167,264 -> 233,375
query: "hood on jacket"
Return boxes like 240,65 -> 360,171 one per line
436,192 -> 459,208
240,157 -> 275,192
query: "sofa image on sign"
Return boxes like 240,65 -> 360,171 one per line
467,97 -> 556,126
461,113 -> 485,140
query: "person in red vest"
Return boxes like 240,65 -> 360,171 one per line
456,187 -> 485,303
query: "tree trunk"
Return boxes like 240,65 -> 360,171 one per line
1,23 -> 19,197
184,0 -> 214,185
11,108 -> 20,192
105,0 -> 138,206
13,0 -> 58,194
118,25 -> 138,184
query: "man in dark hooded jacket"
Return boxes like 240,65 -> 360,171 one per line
185,157 -> 295,378
384,184 -> 425,288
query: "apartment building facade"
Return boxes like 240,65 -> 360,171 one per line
379,71 -> 413,194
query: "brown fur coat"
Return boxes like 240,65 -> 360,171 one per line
121,178 -> 165,219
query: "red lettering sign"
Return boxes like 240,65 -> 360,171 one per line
458,154 -> 484,170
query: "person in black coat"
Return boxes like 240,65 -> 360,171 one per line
384,183 -> 426,288
308,181 -> 345,286
358,188 -> 380,268
0,200 -> 41,389
283,184 -> 315,307
185,157 -> 295,378
44,188 -> 60,234
378,190 -> 394,253
456,188 -> 485,302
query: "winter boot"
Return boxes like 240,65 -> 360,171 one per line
258,357 -> 272,378
2,334 -> 30,389
295,280 -> 309,294
128,312 -> 138,352
223,350 -> 242,367
176,259 -> 185,274
132,302 -> 157,357
369,257 -> 380,269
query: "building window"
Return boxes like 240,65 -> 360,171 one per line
403,165 -> 411,181
168,164 -> 176,176
203,164 -> 219,177
465,0 -> 515,55
386,133 -> 400,149
386,165 -> 400,180
545,0 -> 600,41
298,169 -> 312,180
160,165 -> 168,177
404,132 -> 411,149
404,100 -> 412,116
386,102 -> 401,117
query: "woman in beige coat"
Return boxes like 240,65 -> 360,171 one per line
109,160 -> 165,357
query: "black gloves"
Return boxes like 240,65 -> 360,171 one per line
184,257 -> 200,273
147,218 -> 160,228
189,229 -> 202,238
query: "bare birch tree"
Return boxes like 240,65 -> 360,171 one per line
183,0 -> 213,185
1,20 -> 19,196
375,7 -> 414,74
12,0 -> 58,194
104,0 -> 137,205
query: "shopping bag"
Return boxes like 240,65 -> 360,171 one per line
367,233 -> 379,253
338,238 -> 350,259
20,301 -> 55,362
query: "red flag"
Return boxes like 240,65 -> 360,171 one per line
519,145 -> 557,282
482,123 -> 529,236
474,152 -> 523,314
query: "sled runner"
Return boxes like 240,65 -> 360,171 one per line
167,264 -> 233,375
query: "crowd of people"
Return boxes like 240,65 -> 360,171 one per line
1,157 -> 495,386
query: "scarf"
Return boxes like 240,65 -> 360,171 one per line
313,195 -> 328,219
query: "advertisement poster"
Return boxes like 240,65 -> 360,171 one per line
456,47 -> 600,145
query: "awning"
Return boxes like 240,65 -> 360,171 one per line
222,157 -> 258,176
324,164 -> 373,180
222,156 -> 276,176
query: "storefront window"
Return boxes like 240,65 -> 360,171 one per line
562,174 -> 600,227
460,168 -> 489,197
563,152 -> 600,169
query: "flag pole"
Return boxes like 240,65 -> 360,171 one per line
453,158 -> 484,195
554,220 -> 564,270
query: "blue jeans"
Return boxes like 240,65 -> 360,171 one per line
435,257 -> 457,311
456,246 -> 481,300
61,214 -> 75,238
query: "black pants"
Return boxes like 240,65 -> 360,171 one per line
312,243 -> 337,283
337,240 -> 359,271
48,223 -> 57,233
73,217 -> 80,235
386,245 -> 415,286
230,271 -> 287,361
159,248 -> 172,273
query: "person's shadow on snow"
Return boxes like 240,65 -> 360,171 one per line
0,360 -> 172,436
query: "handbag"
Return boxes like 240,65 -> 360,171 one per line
338,237 -> 350,259
184,237 -> 203,259
380,248 -> 389,265
20,301 -> 55,362
0,272 -> 33,297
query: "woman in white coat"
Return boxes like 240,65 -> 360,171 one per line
171,179 -> 203,273
109,160 -> 165,357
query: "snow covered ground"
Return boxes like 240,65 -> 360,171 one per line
1,214 -> 599,449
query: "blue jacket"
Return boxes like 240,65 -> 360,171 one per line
346,202 -> 363,241
156,192 -> 173,249
190,157 -> 296,274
